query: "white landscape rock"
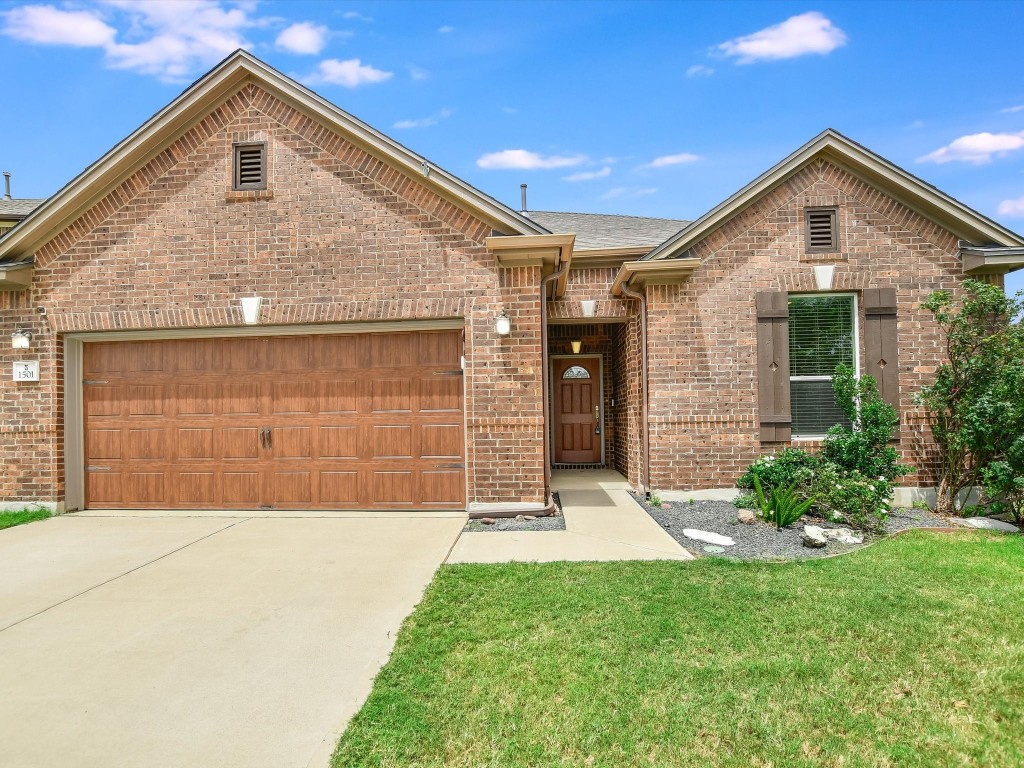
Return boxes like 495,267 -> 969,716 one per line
682,529 -> 736,547
801,525 -> 829,548
961,517 -> 1020,533
821,527 -> 864,545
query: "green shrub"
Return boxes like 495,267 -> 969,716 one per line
800,463 -> 889,532
733,493 -> 758,510
754,476 -> 815,530
918,281 -> 1024,515
737,448 -> 819,495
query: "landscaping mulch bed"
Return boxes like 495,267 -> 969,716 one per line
463,513 -> 565,533
634,494 -> 952,560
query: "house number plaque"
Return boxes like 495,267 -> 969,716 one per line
12,361 -> 40,382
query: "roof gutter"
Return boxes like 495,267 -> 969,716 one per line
0,262 -> 33,291
960,243 -> 1024,275
611,258 -> 701,296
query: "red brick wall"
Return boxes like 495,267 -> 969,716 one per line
645,158 -> 981,491
1,83 -> 545,508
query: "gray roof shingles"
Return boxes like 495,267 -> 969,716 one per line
0,198 -> 45,218
526,210 -> 690,251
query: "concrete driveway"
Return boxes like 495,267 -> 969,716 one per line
0,513 -> 463,768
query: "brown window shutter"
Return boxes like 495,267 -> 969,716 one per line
756,290 -> 791,442
863,287 -> 900,415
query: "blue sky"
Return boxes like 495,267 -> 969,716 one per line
2,1 -> 1023,294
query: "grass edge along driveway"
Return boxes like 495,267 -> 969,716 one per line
334,531 -> 1024,768
0,509 -> 51,531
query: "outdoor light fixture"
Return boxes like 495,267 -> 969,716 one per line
495,311 -> 511,336
240,296 -> 263,325
11,329 -> 32,349
570,340 -> 583,354
580,300 -> 597,318
813,265 -> 835,291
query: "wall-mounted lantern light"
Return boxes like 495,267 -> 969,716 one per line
813,265 -> 835,291
240,296 -> 263,325
570,340 -> 583,354
581,300 -> 597,318
11,329 -> 32,349
495,310 -> 511,336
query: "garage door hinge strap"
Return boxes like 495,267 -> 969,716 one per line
432,370 -> 464,376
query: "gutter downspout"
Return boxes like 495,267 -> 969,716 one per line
618,281 -> 650,498
540,255 -> 573,505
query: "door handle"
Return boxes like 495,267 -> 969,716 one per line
266,427 -> 272,449
259,427 -> 266,448
594,406 -> 601,435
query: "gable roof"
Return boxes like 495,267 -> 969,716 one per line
526,211 -> 688,251
644,128 -> 1024,261
0,50 -> 546,264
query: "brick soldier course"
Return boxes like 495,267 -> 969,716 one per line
1,51 -> 1022,512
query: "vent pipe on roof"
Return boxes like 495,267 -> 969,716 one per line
2,172 -> 10,201
520,183 -> 528,214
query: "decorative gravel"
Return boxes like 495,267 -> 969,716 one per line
463,511 -> 565,533
635,495 -> 956,560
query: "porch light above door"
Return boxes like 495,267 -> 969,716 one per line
495,311 -> 511,336
570,340 -> 582,354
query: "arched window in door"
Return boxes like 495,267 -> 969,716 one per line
562,365 -> 591,379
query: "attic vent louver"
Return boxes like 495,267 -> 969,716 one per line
805,207 -> 838,252
233,143 -> 267,190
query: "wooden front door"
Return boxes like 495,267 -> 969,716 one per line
553,357 -> 602,464
82,330 -> 466,510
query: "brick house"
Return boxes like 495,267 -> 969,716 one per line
2,51 -> 1022,514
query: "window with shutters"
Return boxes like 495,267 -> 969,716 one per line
805,207 -> 838,252
788,293 -> 857,437
233,142 -> 267,190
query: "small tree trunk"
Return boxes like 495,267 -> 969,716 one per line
935,474 -> 956,516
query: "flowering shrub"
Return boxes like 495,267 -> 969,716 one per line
799,462 -> 890,531
736,448 -> 819,497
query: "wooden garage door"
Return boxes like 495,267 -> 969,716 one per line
83,331 -> 465,510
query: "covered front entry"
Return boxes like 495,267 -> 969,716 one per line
552,356 -> 603,464
82,330 -> 466,510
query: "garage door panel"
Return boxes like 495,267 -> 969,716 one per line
222,472 -> 261,506
222,383 -> 261,416
84,330 -> 465,510
273,426 -> 312,460
421,471 -> 463,505
319,471 -> 360,504
86,429 -> 122,460
178,428 -> 214,460
126,428 -> 167,461
125,473 -> 166,505
177,472 -> 217,506
371,471 -> 414,505
372,425 -> 413,459
222,428 -> 260,460
318,425 -> 359,459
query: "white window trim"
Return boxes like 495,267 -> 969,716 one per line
789,292 -> 859,441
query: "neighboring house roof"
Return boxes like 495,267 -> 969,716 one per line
526,211 -> 689,251
0,198 -> 45,219
645,128 -> 1024,261
0,50 -> 548,265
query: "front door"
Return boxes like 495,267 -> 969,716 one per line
553,357 -> 602,464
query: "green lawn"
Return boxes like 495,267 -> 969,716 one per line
0,509 -> 50,531
334,531 -> 1024,768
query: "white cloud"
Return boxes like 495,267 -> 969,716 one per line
276,21 -> 328,55
718,11 -> 847,64
640,152 -> 700,169
2,4 -> 115,47
477,149 -> 587,170
917,131 -> 1024,165
342,11 -> 372,22
309,57 -> 393,87
408,65 -> 429,81
563,166 -> 612,182
3,1 -> 258,82
393,108 -> 453,129
1001,105 -> 1024,114
601,186 -> 657,200
997,197 -> 1024,218
686,64 -> 714,78
502,106 -> 518,114
438,25 -> 455,33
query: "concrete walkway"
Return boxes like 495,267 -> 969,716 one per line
447,470 -> 692,563
0,513 -> 463,768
